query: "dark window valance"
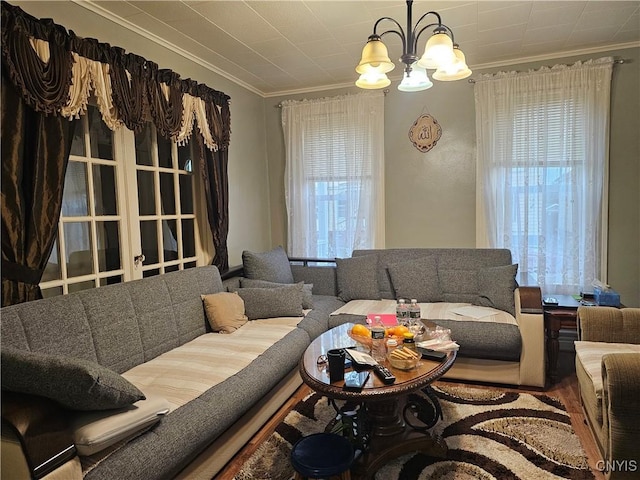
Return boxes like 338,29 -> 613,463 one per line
1,1 -> 230,150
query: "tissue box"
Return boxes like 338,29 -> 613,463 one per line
594,287 -> 620,307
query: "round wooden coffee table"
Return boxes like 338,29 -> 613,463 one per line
299,322 -> 456,479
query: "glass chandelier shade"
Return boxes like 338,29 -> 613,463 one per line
417,30 -> 455,69
432,46 -> 472,81
356,70 -> 392,89
356,36 -> 395,75
398,65 -> 433,92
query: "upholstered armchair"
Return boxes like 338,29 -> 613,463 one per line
575,306 -> 640,479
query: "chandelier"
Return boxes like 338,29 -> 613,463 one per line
355,0 -> 471,92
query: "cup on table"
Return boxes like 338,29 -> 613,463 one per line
327,348 -> 346,383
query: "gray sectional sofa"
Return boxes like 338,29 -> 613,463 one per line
0,247 -> 544,480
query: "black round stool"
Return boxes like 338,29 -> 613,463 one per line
290,432 -> 354,480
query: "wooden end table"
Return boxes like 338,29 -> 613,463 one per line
544,294 -> 581,384
299,322 -> 456,479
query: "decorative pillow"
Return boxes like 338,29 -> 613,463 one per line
234,283 -> 304,320
1,349 -> 145,411
240,278 -> 314,309
242,246 -> 294,284
335,255 -> 379,302
387,256 -> 442,302
476,264 -> 518,317
72,394 -> 170,456
201,292 -> 248,333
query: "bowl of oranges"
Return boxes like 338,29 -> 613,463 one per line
348,324 -> 373,348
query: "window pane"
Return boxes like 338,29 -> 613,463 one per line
157,133 -> 173,168
160,173 -> 176,215
100,276 -> 122,286
182,219 -> 195,257
42,239 -> 61,282
165,264 -> 179,273
135,124 -> 153,166
137,171 -> 156,215
42,286 -> 63,298
178,144 -> 193,172
93,164 -> 117,216
65,222 -> 93,277
184,261 -> 196,270
62,162 -> 88,216
163,220 -> 178,260
69,281 -> 95,293
179,175 -> 194,214
140,220 -> 159,264
70,125 -> 86,156
88,106 -> 113,160
96,221 -> 121,272
143,269 -> 160,278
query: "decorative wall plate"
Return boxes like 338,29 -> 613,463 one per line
408,114 -> 442,153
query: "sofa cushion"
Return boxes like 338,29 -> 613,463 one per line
476,264 -> 518,316
201,292 -> 248,333
574,341 -> 640,397
1,348 -> 145,411
242,246 -> 294,284
336,255 -> 379,302
240,278 -> 314,309
235,283 -> 304,320
387,256 -> 442,302
72,395 -> 170,456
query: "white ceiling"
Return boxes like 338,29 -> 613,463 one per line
58,1 -> 640,96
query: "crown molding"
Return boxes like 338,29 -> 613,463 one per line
72,0 -> 265,97
71,1 -> 639,99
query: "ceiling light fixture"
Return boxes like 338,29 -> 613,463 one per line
355,0 -> 471,92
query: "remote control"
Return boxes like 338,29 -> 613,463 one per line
373,364 -> 396,384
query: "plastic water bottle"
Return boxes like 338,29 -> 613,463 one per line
409,299 -> 421,322
396,299 -> 409,326
370,316 -> 387,362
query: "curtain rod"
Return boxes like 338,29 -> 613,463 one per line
277,89 -> 389,108
467,58 -> 625,84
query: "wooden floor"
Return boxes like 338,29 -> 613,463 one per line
216,348 -> 605,480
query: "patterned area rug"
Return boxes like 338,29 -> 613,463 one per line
233,384 -> 595,480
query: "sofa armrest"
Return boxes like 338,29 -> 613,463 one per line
601,353 -> 640,475
1,392 -> 78,479
514,287 -> 546,387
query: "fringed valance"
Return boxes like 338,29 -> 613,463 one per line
0,1 -> 230,151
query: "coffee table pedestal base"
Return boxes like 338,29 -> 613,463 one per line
352,396 -> 447,480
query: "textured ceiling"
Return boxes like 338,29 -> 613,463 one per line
24,1 -> 640,96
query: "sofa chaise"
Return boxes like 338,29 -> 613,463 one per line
1,247 -> 545,480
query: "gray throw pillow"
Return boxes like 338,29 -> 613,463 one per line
242,246 -> 294,284
476,264 -> 518,317
240,278 -> 314,309
387,256 -> 443,302
335,255 -> 379,302
1,348 -> 145,411
234,283 -> 304,319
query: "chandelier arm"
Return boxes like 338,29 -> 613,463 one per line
373,16 -> 407,53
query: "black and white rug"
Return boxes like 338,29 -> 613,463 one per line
233,384 -> 595,480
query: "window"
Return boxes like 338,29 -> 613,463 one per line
475,58 -> 613,294
282,92 -> 385,258
40,105 -> 205,297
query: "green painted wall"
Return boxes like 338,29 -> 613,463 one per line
266,47 -> 640,307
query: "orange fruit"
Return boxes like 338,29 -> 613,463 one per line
394,325 -> 410,336
351,324 -> 371,337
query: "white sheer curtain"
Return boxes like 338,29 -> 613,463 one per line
475,57 -> 613,294
282,92 -> 385,258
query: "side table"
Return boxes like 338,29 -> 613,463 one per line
544,294 -> 581,385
